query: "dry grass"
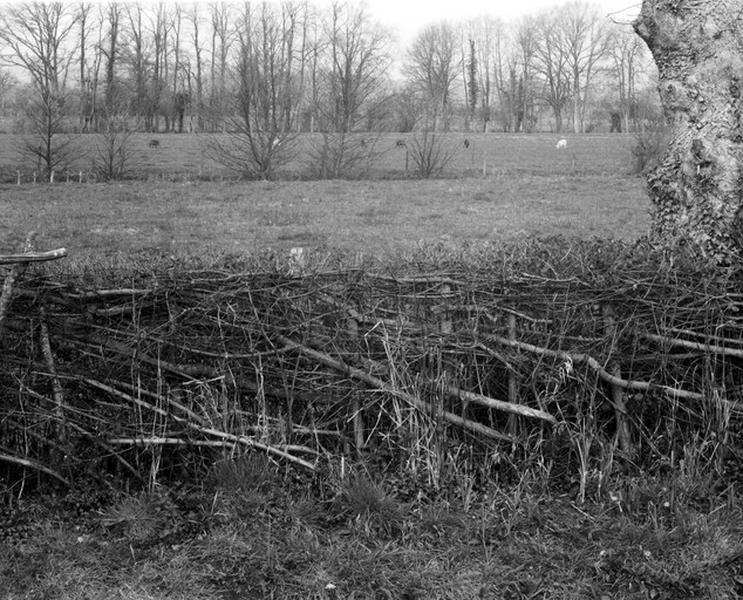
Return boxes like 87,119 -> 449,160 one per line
0,174 -> 649,258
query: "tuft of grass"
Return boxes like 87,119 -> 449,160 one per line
338,475 -> 405,537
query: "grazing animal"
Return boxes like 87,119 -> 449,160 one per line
148,139 -> 160,148
555,138 -> 568,150
464,139 -> 470,149
395,139 -> 407,148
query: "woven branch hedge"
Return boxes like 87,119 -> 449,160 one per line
1,238 -> 742,488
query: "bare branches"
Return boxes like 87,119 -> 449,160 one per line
405,23 -> 460,131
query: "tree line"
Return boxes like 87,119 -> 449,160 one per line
0,1 -> 660,136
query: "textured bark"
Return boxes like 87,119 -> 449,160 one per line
634,0 -> 743,259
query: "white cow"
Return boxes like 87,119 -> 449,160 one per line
555,138 -> 568,150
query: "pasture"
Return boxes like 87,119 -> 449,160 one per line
0,131 -> 636,182
0,132 -> 650,259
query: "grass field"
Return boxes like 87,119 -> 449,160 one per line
0,174 -> 650,259
0,131 -> 649,258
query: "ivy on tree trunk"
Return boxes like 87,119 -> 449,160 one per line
634,0 -> 743,260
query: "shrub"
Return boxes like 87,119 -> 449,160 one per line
305,133 -> 384,179
91,115 -> 142,181
407,130 -> 457,178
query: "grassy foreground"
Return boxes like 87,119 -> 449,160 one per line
0,174 -> 649,258
1,460 -> 741,600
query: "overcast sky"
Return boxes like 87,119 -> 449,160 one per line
356,0 -> 642,46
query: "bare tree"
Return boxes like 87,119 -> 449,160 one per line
608,23 -> 644,132
511,16 -> 539,132
320,2 -> 390,133
76,2 -> 92,131
405,22 -> 459,131
188,5 -> 205,132
147,3 -> 170,132
561,2 -> 610,133
465,16 -> 505,132
533,10 -> 571,133
102,2 -> 121,118
634,0 -> 743,259
389,84 -> 423,132
0,2 -> 77,180
208,1 -> 234,132
210,2 -> 305,179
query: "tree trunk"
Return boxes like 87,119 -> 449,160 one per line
634,0 -> 743,260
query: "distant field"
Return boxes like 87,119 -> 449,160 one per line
0,174 -> 651,260
0,132 -> 637,182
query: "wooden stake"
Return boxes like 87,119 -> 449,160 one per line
602,304 -> 633,457
347,315 -> 365,453
40,310 -> 67,445
507,313 -> 519,435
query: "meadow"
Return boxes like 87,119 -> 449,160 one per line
0,132 -> 650,259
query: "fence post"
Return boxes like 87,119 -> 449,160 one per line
507,313 -> 519,434
602,304 -> 633,456
348,251 -> 365,454
439,284 -> 452,335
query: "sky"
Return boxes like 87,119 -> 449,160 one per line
359,0 -> 643,46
